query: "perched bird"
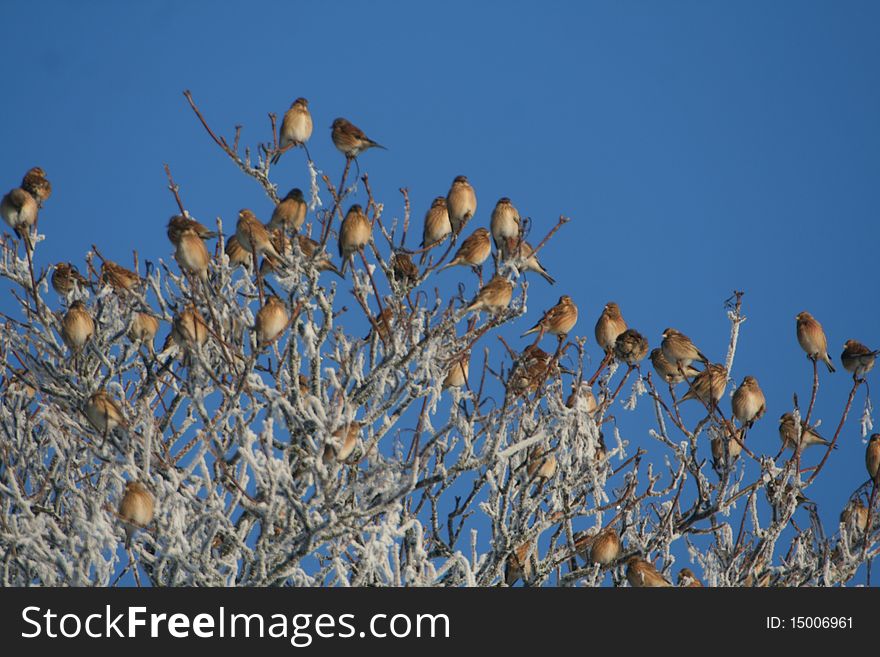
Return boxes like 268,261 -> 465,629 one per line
650,348 -> 700,385
236,209 -> 285,264
297,373 -> 310,397
589,528 -> 622,566
421,196 -> 452,250
867,434 -> 880,485
446,175 -> 477,234
731,376 -> 766,427
437,227 -> 491,273
273,98 -> 313,164
85,389 -> 127,434
840,500 -> 870,533
526,445 -> 557,482
841,340 -> 879,379
20,167 -> 52,206
681,364 -> 727,406
255,296 -> 289,347
626,556 -> 672,587
677,568 -> 703,587
391,252 -> 419,285
268,188 -> 307,232
0,187 -> 38,242
661,328 -> 709,368
490,197 -> 521,250
118,481 -> 155,548
166,215 -> 216,244
501,238 -> 555,285
506,345 -> 560,397
297,235 -> 344,278
51,262 -> 89,296
224,235 -> 252,268
61,300 -> 95,353
369,307 -> 394,344
331,118 -> 386,158
595,302 -> 628,353
796,311 -> 835,373
338,204 -> 372,273
711,434 -> 743,464
464,275 -> 513,314
442,354 -> 469,389
173,227 -> 211,281
322,422 -> 362,463
129,312 -> 160,352
614,328 -> 649,365
100,261 -> 142,292
565,382 -> 598,416
260,229 -> 293,276
521,295 -> 578,338
778,412 -> 832,450
504,539 -> 534,586
169,306 -> 209,350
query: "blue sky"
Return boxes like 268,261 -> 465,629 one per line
2,1 -> 879,584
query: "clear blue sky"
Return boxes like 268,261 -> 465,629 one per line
2,1 -> 879,584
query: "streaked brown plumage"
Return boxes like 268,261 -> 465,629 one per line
224,235 -> 252,268
867,434 -> 880,485
650,347 -> 700,384
526,445 -> 557,481
595,302 -> 627,353
778,412 -> 831,450
731,376 -> 766,427
338,204 -> 372,273
446,175 -> 477,234
21,167 -> 51,206
840,500 -> 869,533
501,238 -> 555,285
296,235 -> 344,278
841,339 -> 878,379
118,481 -> 155,548
507,345 -> 560,397
174,228 -> 210,281
322,422 -> 362,463
521,295 -> 578,338
681,364 -> 727,405
711,434 -> 743,464
677,568 -> 703,587
504,539 -> 534,585
273,98 -> 313,163
391,252 -> 419,284
589,528 -> 622,566
51,262 -> 88,296
331,117 -> 386,158
61,300 -> 95,353
129,312 -> 160,352
565,381 -> 598,416
268,188 -> 307,232
438,227 -> 491,272
170,306 -> 209,350
661,328 -> 709,368
614,328 -> 649,365
421,196 -> 452,248
85,389 -> 127,434
370,307 -> 394,344
255,296 -> 289,346
167,215 -> 216,244
464,275 -> 513,314
260,229 -> 293,276
236,209 -> 284,263
626,556 -> 672,587
0,187 -> 38,240
442,354 -> 469,389
490,197 -> 521,250
100,261 -> 142,292
796,311 -> 835,373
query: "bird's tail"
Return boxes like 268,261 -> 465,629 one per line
823,355 -> 836,373
539,268 -> 556,285
369,139 -> 388,151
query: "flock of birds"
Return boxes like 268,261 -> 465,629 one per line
2,97 -> 880,585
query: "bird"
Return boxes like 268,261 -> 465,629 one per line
391,252 -> 419,285
500,238 -> 555,285
255,296 -> 289,347
268,188 -> 307,232
614,328 -> 649,365
626,556 -> 672,587
526,445 -> 557,482
778,412 -> 832,450
589,528 -> 622,566
565,382 -> 598,416
442,354 -> 469,389
650,348 -> 700,384
118,481 -> 155,548
595,302 -> 627,353
731,376 -> 766,427
464,276 -> 513,314
446,175 -> 477,235
170,306 -> 209,350
504,539 -> 534,586
129,312 -> 160,352
437,227 -> 491,273
322,422 -> 362,463
260,229 -> 293,276
296,235 -> 344,278
841,340 -> 879,380
166,215 -> 216,244
796,311 -> 835,373
100,261 -> 142,292
0,187 -> 38,244
51,262 -> 89,296
85,389 -> 127,434
20,167 -> 51,206
61,300 -> 95,353
521,295 -> 578,338
338,204 -> 372,273
331,118 -> 386,158
421,197 -> 452,249
840,500 -> 870,533
506,345 -> 560,398
369,307 -> 394,344
490,197 -> 521,251
867,434 -> 880,485
173,227 -> 211,282
681,364 -> 727,406
236,209 -> 285,264
273,97 -> 313,164
677,568 -> 703,587
224,235 -> 252,268
711,434 -> 743,464
661,328 -> 709,368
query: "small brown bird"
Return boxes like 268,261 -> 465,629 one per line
526,445 -> 557,482
565,382 -> 598,416
51,262 -> 89,296
521,295 -> 578,338
268,188 -> 307,232
840,500 -> 870,533
224,235 -> 252,268
504,539 -> 534,586
796,311 -> 835,373
391,252 -> 419,284
297,235 -> 345,278
166,215 -> 216,244
170,306 -> 209,350
731,376 -> 766,427
100,261 -> 142,292
174,227 -> 211,281
338,204 -> 372,273
331,117 -> 386,158
442,354 -> 469,389
661,328 -> 709,368
421,196 -> 452,249
237,209 -> 285,264
595,302 -> 628,353
322,422 -> 362,463
841,340 -> 879,379
85,389 -> 127,434
778,412 -> 832,450
507,345 -> 559,397
438,227 -> 491,273
260,229 -> 293,276
626,556 -> 672,587
273,98 -> 313,164
61,300 -> 95,353
614,328 -> 649,365
490,197 -> 521,250
677,568 -> 703,587
369,307 -> 394,344
464,275 -> 513,314
711,434 -> 744,464
650,348 -> 700,384
867,434 -> 880,485
118,481 -> 155,548
20,167 -> 51,206
501,238 -> 555,285
255,296 -> 289,347
681,364 -> 727,406
129,312 -> 160,352
446,175 -> 477,234
0,187 -> 38,242
589,528 -> 622,566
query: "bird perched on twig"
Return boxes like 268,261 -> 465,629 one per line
172,226 -> 211,282
463,276 -> 513,315
391,252 -> 419,285
778,412 -> 832,450
521,295 -> 578,339
506,345 -> 562,397
85,389 -> 128,434
500,238 -> 555,285
255,296 -> 289,347
731,376 -> 766,427
504,539 -> 534,586
167,215 -> 216,244
626,556 -> 672,587
161,305 -> 209,356
650,347 -> 700,384
526,445 -> 557,482
338,204 -> 372,274
421,197 -> 451,250
129,312 -> 160,353
297,235 -> 344,278
677,568 -> 703,587
565,381 -> 598,416
661,328 -> 709,369
796,311 -> 835,373
224,235 -> 252,268
841,339 -> 878,380
273,97 -> 313,164
711,434 -> 743,465
614,328 -> 649,365
236,209 -> 285,265
681,364 -> 727,406
331,117 -> 386,158
118,481 -> 155,548
20,167 -> 51,207
268,188 -> 307,233
490,197 -> 521,251
841,499 -> 870,533
446,175 -> 477,235
866,434 -> 880,485
587,528 -> 622,567
51,262 -> 89,297
437,227 -> 491,274
322,422 -> 362,463
1,187 -> 38,245
442,354 -> 469,390
100,261 -> 143,292
61,300 -> 95,354
595,302 -> 627,354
